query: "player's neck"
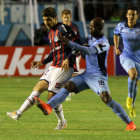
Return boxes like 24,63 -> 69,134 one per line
127,22 -> 136,28
64,22 -> 71,26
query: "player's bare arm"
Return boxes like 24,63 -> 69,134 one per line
114,34 -> 121,55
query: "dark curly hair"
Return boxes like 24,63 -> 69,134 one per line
42,7 -> 57,18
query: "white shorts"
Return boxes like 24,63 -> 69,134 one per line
40,66 -> 74,93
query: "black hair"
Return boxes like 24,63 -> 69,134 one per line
127,6 -> 139,14
93,17 -> 104,30
41,7 -> 57,17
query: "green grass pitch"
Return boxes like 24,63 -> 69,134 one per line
0,76 -> 140,140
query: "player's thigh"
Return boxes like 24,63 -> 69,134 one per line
33,80 -> 49,93
120,56 -> 136,73
85,76 -> 110,96
48,67 -> 74,93
40,66 -> 54,83
69,74 -> 89,93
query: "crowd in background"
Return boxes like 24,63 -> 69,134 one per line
7,0 -> 140,21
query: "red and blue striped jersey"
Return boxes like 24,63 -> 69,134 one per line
42,23 -> 80,68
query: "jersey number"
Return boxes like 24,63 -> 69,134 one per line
98,80 -> 105,86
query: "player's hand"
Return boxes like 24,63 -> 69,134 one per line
115,48 -> 121,55
58,36 -> 69,45
31,61 -> 43,69
61,59 -> 69,71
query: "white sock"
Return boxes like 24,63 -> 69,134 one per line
54,104 -> 65,122
17,91 -> 40,115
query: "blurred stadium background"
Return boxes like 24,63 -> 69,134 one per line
0,0 -> 140,77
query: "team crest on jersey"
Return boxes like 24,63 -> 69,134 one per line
55,82 -> 61,88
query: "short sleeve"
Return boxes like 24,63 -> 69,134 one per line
94,38 -> 110,54
114,23 -> 122,36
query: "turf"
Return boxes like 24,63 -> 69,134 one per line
0,76 -> 140,140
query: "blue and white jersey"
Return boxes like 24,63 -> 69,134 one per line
85,35 -> 110,76
114,22 -> 140,63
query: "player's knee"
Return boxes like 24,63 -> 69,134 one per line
100,92 -> 112,104
129,69 -> 137,80
47,92 -> 55,100
64,81 -> 78,93
53,104 -> 63,112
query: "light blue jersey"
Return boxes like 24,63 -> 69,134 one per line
68,35 -> 110,95
114,22 -> 140,63
85,35 -> 110,77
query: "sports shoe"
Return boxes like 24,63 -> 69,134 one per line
126,121 -> 136,131
126,97 -> 133,109
34,97 -> 52,115
55,120 -> 67,130
7,111 -> 21,121
129,107 -> 136,117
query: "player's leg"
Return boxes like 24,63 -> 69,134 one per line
47,91 -> 67,130
7,80 -> 49,121
120,56 -> 137,117
100,91 -> 136,131
66,72 -> 79,101
86,75 -> 136,131
34,74 -> 89,114
127,68 -> 137,104
133,79 -> 138,107
7,67 -> 52,121
46,67 -> 74,130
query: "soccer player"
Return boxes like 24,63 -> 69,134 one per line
34,17 -> 136,131
114,6 -> 140,117
7,7 -> 80,130
61,9 -> 81,101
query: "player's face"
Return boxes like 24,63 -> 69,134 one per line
62,14 -> 71,26
126,10 -> 138,24
43,16 -> 57,29
89,19 -> 103,37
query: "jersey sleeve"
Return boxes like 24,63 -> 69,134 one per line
68,37 -> 110,55
94,38 -> 110,54
114,23 -> 122,36
42,51 -> 53,65
60,24 -> 81,44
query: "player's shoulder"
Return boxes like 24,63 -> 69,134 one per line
59,23 -> 70,29
97,36 -> 110,47
116,22 -> 126,28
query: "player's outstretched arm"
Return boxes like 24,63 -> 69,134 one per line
59,36 -> 97,55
